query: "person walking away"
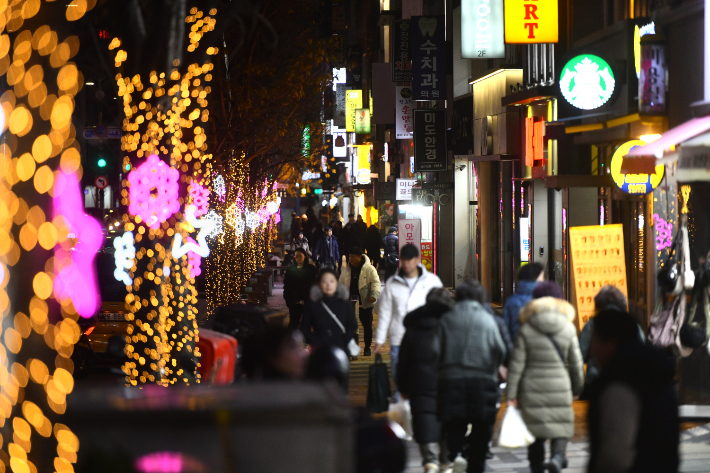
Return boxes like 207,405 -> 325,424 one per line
352,214 -> 367,249
300,270 -> 358,357
313,226 -> 340,271
340,247 -> 381,357
290,212 -> 301,242
397,288 -> 455,473
365,224 -> 383,269
375,243 -> 443,397
290,230 -> 313,260
382,226 -> 399,281
506,281 -> 584,473
586,308 -> 679,473
283,249 -> 317,330
341,213 -> 356,257
503,262 -> 544,341
437,281 -> 506,473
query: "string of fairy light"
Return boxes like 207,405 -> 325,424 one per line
0,0 -> 98,471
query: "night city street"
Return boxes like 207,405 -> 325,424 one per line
0,0 -> 710,472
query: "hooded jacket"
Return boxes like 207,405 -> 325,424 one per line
375,265 -> 443,346
506,297 -> 584,439
339,254 -> 381,309
503,280 -> 537,341
300,283 -> 357,354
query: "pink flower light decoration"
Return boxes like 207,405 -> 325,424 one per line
257,207 -> 270,225
188,181 -> 210,217
128,154 -> 180,229
187,238 -> 202,278
53,172 -> 103,318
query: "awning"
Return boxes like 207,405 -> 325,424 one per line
621,115 -> 710,173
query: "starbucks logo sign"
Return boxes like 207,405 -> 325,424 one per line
560,54 -> 616,110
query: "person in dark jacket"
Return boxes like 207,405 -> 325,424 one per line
382,226 -> 399,281
503,262 -> 544,341
364,224 -> 383,269
312,226 -> 340,271
397,288 -> 455,473
352,215 -> 367,249
301,269 -> 358,356
438,281 -> 506,473
283,249 -> 317,330
586,308 -> 679,473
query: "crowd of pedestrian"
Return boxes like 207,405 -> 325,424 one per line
250,212 -> 680,473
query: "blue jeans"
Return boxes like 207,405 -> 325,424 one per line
390,345 -> 400,401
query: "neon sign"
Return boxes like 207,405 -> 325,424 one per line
653,214 -> 673,250
610,140 -> 664,195
53,172 -> 102,318
171,205 -> 214,259
113,231 -> 136,285
128,154 -> 180,229
560,55 -> 615,110
525,117 -> 545,166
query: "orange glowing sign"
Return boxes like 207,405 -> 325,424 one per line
504,0 -> 558,44
525,117 -> 545,166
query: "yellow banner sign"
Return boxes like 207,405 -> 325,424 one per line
504,0 -> 558,44
569,224 -> 628,332
346,90 -> 363,132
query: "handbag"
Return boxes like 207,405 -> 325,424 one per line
367,353 -> 392,413
680,267 -> 710,349
648,294 -> 685,349
321,301 -> 360,357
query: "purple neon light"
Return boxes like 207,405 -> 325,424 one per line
53,171 -> 103,318
188,181 -> 209,218
128,154 -> 181,229
653,213 -> 673,250
134,451 -> 206,473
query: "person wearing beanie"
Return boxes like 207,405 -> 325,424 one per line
504,263 -> 545,341
506,281 -> 584,473
339,247 -> 381,356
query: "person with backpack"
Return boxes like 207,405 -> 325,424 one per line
506,281 -> 584,473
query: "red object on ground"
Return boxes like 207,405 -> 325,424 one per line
196,328 -> 237,385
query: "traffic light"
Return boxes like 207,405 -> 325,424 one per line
98,158 -> 107,168
314,188 -> 323,195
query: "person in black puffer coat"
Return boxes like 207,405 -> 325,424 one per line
300,269 -> 358,357
397,288 -> 455,473
283,249 -> 317,330
382,226 -> 399,281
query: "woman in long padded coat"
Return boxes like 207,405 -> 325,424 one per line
506,282 -> 584,473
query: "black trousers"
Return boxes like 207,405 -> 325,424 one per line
288,304 -> 304,331
359,306 -> 373,349
528,438 -> 568,471
444,419 -> 494,473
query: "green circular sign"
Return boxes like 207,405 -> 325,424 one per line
560,54 -> 616,110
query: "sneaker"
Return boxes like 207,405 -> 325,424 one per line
424,463 -> 439,473
364,347 -> 372,356
440,464 -> 453,473
452,455 -> 467,473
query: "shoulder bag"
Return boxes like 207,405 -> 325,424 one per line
321,301 -> 360,357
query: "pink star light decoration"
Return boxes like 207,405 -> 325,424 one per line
187,237 -> 202,279
128,154 -> 180,229
53,171 -> 103,318
188,180 -> 210,217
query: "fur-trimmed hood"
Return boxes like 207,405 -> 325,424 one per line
309,282 -> 349,302
519,296 -> 576,335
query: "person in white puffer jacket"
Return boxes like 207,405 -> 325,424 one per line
374,243 -> 443,397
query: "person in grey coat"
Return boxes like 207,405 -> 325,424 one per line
438,281 -> 506,473
506,281 -> 584,473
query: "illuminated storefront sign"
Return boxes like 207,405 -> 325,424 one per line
610,140 -> 664,194
639,40 -> 666,115
396,86 -> 413,139
634,22 -> 656,78
462,0 -> 505,59
560,54 -> 615,110
355,108 -> 371,134
392,20 -> 412,81
504,0 -> 558,43
355,145 -> 371,184
345,90 -> 362,132
524,116 -> 545,166
520,217 -> 530,262
411,16 -> 446,100
414,109 -> 447,171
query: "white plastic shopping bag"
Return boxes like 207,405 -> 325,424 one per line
387,400 -> 413,440
497,406 -> 535,448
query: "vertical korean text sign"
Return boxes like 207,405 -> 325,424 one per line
392,20 -> 413,82
639,39 -> 666,115
398,219 -> 422,254
396,86 -> 414,139
504,0 -> 558,43
414,109 -> 447,171
411,16 -> 447,101
462,0 -> 505,59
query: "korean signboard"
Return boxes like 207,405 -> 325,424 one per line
396,86 -> 414,139
355,109 -> 371,134
375,182 -> 396,201
421,242 -> 433,272
414,109 -> 447,172
639,40 -> 666,115
677,146 -> 710,182
345,90 -> 362,132
398,219 -> 421,255
569,224 -> 628,331
411,16 -> 446,101
334,84 -> 351,129
392,20 -> 412,82
524,117 -> 545,166
462,0 -> 505,59
520,217 -> 530,262
504,0 -> 558,43
396,178 -> 417,200
610,140 -> 664,194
